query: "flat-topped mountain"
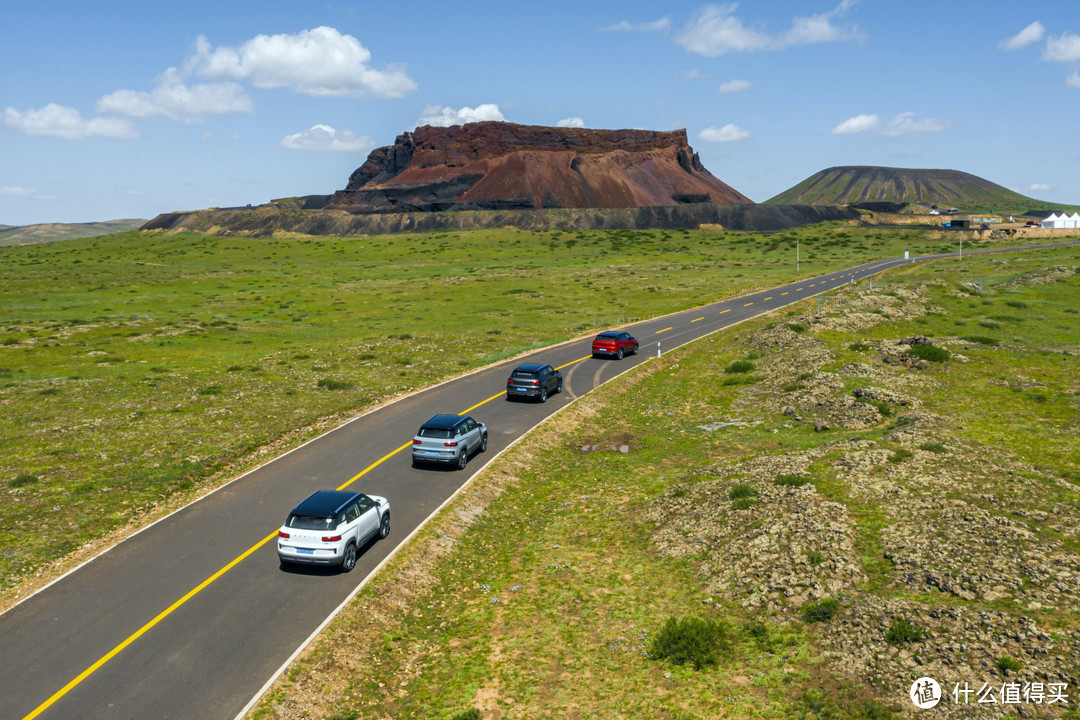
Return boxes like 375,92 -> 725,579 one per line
326,122 -> 752,212
765,166 -> 1073,213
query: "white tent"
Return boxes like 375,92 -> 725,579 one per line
1068,213 -> 1080,228
1042,213 -> 1063,228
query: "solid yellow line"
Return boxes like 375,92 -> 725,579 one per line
690,317 -> 704,323
555,355 -> 592,371
337,441 -> 413,490
459,391 -> 506,416
718,309 -> 731,314
22,530 -> 279,720
656,327 -> 672,334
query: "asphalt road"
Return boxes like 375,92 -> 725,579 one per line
1,243 -> 1074,720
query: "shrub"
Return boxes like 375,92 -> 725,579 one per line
997,656 -> 1023,673
801,598 -> 840,623
198,385 -> 223,395
807,550 -> 825,566
729,482 -> 756,500
449,710 -> 482,720
961,335 -> 998,345
9,473 -> 40,488
888,448 -> 913,464
848,341 -> 870,352
782,381 -> 805,392
906,344 -> 950,362
317,378 -> 354,391
724,359 -> 755,374
919,442 -> 947,453
649,616 -> 731,669
774,473 -> 809,487
1005,300 -> 1028,309
785,323 -> 807,333
732,496 -> 757,510
885,618 -> 924,645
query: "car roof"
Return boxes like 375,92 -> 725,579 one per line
419,413 -> 466,430
290,490 -> 361,517
512,362 -> 547,372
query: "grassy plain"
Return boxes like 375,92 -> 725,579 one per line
249,245 -> 1079,719
0,222 -> 965,592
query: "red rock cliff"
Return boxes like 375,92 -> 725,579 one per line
327,122 -> 752,212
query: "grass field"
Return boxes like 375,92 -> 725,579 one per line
0,222 -> 973,593
247,245 -> 1079,719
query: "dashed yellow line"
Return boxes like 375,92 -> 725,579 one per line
691,317 -> 704,323
743,302 -> 754,307
718,309 -> 731,314
656,327 -> 673,334
763,296 -> 773,301
781,292 -> 789,296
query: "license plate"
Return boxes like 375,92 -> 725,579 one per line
297,547 -> 314,554
517,387 -> 527,393
426,450 -> 439,456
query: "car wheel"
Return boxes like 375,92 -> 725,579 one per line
457,449 -> 468,470
480,432 -> 488,452
540,387 -> 548,403
632,344 -> 639,355
616,348 -> 624,360
341,542 -> 357,572
557,379 -> 564,394
378,512 -> 391,539
505,392 -> 513,401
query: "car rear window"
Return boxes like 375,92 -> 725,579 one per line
418,426 -> 453,439
511,370 -> 538,379
596,333 -> 618,340
287,514 -> 336,530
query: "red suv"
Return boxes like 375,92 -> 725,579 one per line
592,330 -> 638,359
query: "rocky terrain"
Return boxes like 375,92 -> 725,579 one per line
648,280 -> 1080,718
327,122 -> 751,213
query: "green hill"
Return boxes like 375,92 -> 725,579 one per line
765,166 -> 1078,214
0,219 -> 147,246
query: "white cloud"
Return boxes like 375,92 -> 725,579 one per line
1,186 -> 36,198
1043,32 -> 1080,62
676,1 -> 862,57
718,79 -> 752,93
279,124 -> 375,153
1029,183 -> 1051,192
2,103 -> 137,140
1068,71 -> 1080,88
97,67 -> 253,123
603,17 -> 671,32
556,117 -> 585,128
831,113 -> 880,135
881,111 -> 954,137
697,123 -> 750,142
999,21 -> 1045,51
416,103 -> 505,127
192,27 -> 417,98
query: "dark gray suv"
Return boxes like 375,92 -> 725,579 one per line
411,414 -> 488,469
506,362 -> 563,402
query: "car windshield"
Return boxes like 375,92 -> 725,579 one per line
418,426 -> 453,439
511,370 -> 538,379
287,514 -> 336,530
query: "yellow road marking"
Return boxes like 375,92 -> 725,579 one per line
743,302 -> 753,307
781,292 -> 789,296
796,287 -> 803,291
556,355 -> 591,371
25,359 -> 569,720
718,309 -> 731,314
656,327 -> 672,334
763,296 -> 772,301
691,317 -> 704,323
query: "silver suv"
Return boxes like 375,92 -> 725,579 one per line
411,414 -> 488,470
277,490 -> 390,571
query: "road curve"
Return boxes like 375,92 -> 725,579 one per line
1,242 -> 1076,720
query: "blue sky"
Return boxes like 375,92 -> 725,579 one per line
2,0 -> 1077,226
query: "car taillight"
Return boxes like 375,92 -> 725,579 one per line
444,441 -> 458,447
507,379 -> 514,384
323,535 -> 341,542
412,439 -> 421,444
278,531 -> 290,539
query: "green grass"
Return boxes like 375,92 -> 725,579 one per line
0,224 -> 969,587
246,242 -> 1080,719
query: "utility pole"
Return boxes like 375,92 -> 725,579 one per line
797,240 -> 800,272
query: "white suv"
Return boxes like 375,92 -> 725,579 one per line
277,490 -> 390,571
